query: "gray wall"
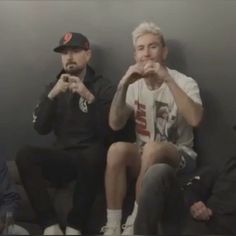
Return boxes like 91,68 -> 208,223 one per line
0,0 -> 236,166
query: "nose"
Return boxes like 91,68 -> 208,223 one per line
143,47 -> 151,58
67,50 -> 73,59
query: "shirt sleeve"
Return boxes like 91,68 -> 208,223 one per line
33,82 -> 57,135
182,77 -> 203,106
94,77 -> 116,145
183,166 -> 217,208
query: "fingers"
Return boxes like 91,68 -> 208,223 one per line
68,75 -> 81,83
128,65 -> 143,78
143,61 -> 160,70
197,209 -> 210,220
60,74 -> 80,93
69,80 -> 95,103
54,74 -> 95,102
190,201 -> 212,221
118,65 -> 141,88
143,61 -> 159,70
60,74 -> 71,83
208,208 -> 213,216
142,62 -> 159,81
60,74 -> 80,83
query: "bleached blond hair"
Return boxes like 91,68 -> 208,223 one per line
132,21 -> 166,47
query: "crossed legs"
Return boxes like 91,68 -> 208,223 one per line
103,141 -> 180,235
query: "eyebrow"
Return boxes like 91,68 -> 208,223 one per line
136,42 -> 160,49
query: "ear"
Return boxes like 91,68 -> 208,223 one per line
86,49 -> 92,62
162,47 -> 168,60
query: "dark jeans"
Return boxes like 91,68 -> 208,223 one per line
182,214 -> 234,235
134,163 -> 184,235
134,164 -> 234,235
16,143 -> 106,232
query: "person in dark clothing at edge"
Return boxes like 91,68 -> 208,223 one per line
15,32 -> 116,235
134,156 -> 236,235
0,153 -> 29,235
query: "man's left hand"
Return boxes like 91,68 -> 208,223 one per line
68,75 -> 95,104
143,61 -> 170,82
190,201 -> 213,221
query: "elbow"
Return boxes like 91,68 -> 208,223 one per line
34,124 -> 50,135
189,108 -> 204,127
190,118 -> 201,128
109,118 -> 124,131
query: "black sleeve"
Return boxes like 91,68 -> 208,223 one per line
33,82 -> 57,135
96,78 -> 136,147
94,77 -> 116,147
183,166 -> 218,208
0,157 -> 20,218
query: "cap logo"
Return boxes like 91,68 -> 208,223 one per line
63,32 -> 72,45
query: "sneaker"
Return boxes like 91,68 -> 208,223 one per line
43,224 -> 63,235
101,224 -> 121,235
121,216 -> 134,235
65,226 -> 81,235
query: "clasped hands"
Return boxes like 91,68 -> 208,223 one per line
118,61 -> 170,90
190,201 -> 213,221
49,74 -> 95,104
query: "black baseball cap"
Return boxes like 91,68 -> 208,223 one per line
54,32 -> 90,53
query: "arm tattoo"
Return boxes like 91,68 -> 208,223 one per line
109,84 -> 131,128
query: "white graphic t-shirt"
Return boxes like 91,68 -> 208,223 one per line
126,68 -> 202,160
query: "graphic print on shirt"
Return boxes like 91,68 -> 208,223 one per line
134,100 -> 150,139
79,97 -> 88,113
134,99 -> 178,145
154,101 -> 178,143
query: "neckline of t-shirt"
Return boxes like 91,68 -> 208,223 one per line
141,79 -> 166,93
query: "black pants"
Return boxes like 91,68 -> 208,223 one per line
16,143 -> 106,232
182,214 -> 234,235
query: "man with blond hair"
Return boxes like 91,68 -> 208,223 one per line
102,22 -> 203,235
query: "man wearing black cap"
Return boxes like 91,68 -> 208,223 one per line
15,32 -> 116,235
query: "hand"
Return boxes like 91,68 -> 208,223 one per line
118,64 -> 144,89
48,74 -> 70,99
190,201 -> 213,221
68,75 -> 95,104
143,61 -> 169,82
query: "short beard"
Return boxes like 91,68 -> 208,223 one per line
65,66 -> 83,76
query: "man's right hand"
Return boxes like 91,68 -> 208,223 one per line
190,201 -> 213,221
48,74 -> 70,100
118,64 -> 144,89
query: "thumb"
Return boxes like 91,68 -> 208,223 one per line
208,208 -> 213,216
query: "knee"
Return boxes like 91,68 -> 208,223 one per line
143,142 -> 165,156
107,142 -> 131,168
142,163 -> 176,191
142,142 -> 173,164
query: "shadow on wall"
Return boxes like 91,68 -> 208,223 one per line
91,39 -> 188,83
166,39 -> 187,73
89,44 -> 105,76
194,88 -> 236,168
0,145 -> 6,159
164,39 -> 236,168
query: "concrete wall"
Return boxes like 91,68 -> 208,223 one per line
0,0 -> 236,166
